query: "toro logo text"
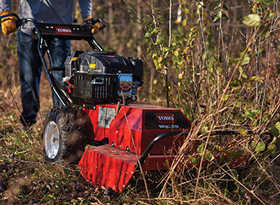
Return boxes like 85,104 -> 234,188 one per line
55,26 -> 73,35
155,113 -> 176,124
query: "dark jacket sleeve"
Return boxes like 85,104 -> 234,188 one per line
78,0 -> 92,19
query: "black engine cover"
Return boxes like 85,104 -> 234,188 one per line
79,51 -> 134,74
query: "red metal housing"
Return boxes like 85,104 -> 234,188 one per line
78,102 -> 192,192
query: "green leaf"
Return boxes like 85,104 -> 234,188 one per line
222,13 -> 228,21
188,154 -> 199,164
44,194 -> 56,202
182,19 -> 187,27
217,10 -> 222,18
244,109 -> 260,120
269,12 -> 276,18
201,125 -> 209,133
241,54 -> 250,65
156,38 -> 163,44
162,47 -> 171,53
275,122 -> 280,132
239,128 -> 248,136
266,144 -> 276,155
222,94 -> 229,102
270,127 -> 279,137
242,72 -> 248,79
270,137 -> 277,144
144,33 -> 150,40
213,10 -> 222,22
256,48 -> 263,54
230,78 -> 243,90
178,73 -> 183,80
55,180 -> 63,186
223,4 -> 229,11
197,143 -> 204,153
262,0 -> 274,5
213,15 -> 219,22
174,50 -> 179,57
255,141 -> 266,152
249,76 -> 263,83
242,14 -> 261,27
158,56 -> 163,63
214,2 -> 222,10
54,189 -> 61,195
239,66 -> 243,74
205,150 -> 215,162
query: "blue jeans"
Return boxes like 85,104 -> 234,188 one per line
17,30 -> 71,127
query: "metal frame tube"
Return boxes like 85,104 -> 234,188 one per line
136,129 -> 256,170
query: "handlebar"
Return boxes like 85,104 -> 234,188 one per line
0,13 -> 105,39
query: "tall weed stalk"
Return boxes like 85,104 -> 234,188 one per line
143,0 -> 280,203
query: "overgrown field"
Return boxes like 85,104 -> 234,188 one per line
1,0 -> 280,204
1,80 -> 280,204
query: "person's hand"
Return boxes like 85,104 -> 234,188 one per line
85,16 -> 105,35
0,10 -> 17,35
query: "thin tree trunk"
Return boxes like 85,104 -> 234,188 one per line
137,0 -> 142,58
108,0 -> 114,46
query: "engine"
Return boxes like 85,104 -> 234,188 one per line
64,50 -> 143,105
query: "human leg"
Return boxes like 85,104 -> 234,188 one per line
48,38 -> 71,107
17,30 -> 42,127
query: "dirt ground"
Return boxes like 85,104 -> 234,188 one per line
0,73 -> 109,204
0,71 -> 153,204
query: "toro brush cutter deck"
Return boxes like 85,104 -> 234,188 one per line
2,13 -> 260,193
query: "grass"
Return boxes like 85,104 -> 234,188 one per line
1,98 -> 280,204
0,64 -> 280,205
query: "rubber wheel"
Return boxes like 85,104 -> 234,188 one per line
42,106 -> 93,164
